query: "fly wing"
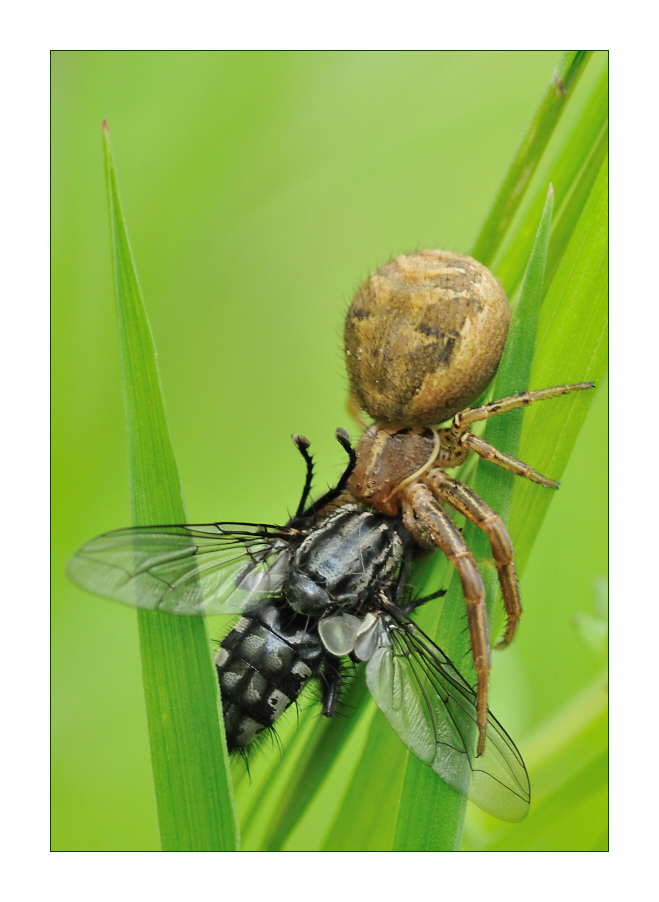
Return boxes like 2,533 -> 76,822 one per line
67,522 -> 295,616
365,614 -> 530,823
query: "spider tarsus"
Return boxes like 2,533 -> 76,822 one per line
476,729 -> 486,757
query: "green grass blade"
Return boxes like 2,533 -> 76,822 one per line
392,154 -> 607,852
103,123 -> 239,851
471,51 -> 592,268
322,710 -> 406,851
543,124 -> 608,294
507,156 -> 608,578
474,671 -> 608,851
391,187 -> 555,852
260,671 -> 372,850
494,64 -> 608,298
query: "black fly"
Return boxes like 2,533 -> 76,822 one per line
67,429 -> 530,823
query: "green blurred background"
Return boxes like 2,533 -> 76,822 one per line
52,50 -> 607,851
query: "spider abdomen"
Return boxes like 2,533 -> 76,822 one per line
344,249 -> 511,426
214,600 -> 325,750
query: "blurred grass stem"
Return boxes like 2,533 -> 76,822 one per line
472,51 -> 592,267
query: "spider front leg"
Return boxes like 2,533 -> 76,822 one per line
442,382 -> 595,486
423,467 -> 521,649
400,482 -> 490,756
460,433 -> 560,488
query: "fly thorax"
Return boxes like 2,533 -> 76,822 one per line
285,505 -> 404,615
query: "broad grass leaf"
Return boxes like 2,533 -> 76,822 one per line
103,124 -> 238,851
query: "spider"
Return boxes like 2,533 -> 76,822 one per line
341,248 -> 595,754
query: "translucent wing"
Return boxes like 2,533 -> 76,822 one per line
67,522 -> 296,616
365,612 -> 530,823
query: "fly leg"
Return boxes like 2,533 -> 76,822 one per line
401,482 -> 490,756
300,429 -> 358,518
395,544 -> 447,614
292,434 -> 315,516
320,655 -> 344,718
407,587 -> 447,611
424,467 -> 521,650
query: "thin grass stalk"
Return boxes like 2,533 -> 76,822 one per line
471,51 -> 592,268
103,123 -> 239,851
542,125 -> 608,293
260,670 -> 372,850
494,64 -> 608,298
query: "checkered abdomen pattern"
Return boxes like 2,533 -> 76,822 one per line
214,600 -> 325,751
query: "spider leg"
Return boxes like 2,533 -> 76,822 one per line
400,482 -> 490,756
461,433 -> 560,488
451,382 -> 594,434
423,467 -> 521,650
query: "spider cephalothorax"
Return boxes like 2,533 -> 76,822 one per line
343,248 -> 594,754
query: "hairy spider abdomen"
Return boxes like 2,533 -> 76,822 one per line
344,249 -> 511,426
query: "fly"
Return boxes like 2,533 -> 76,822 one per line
68,428 -> 530,823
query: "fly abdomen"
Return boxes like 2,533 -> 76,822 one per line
214,599 -> 325,751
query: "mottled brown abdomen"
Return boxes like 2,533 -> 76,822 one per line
344,250 -> 511,426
